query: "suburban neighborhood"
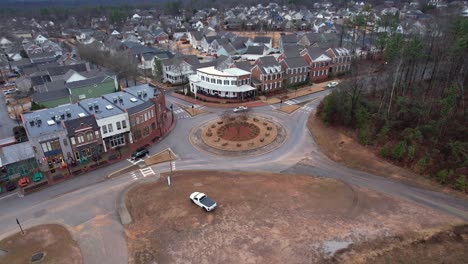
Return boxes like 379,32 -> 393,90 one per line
0,0 -> 467,263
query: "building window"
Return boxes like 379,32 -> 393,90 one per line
74,151 -> 80,160
116,121 -> 121,130
131,118 -> 136,126
63,139 -> 68,146
144,112 -> 148,122
41,139 -> 61,153
217,79 -> 222,84
108,124 -> 113,133
140,115 -> 144,123
211,78 -> 215,83
201,76 -> 205,81
151,110 -> 154,118
86,131 -> 93,141
224,80 -> 229,85
122,120 -> 127,129
71,137 -> 76,145
143,126 -> 150,137
77,135 -> 84,144
95,131 -> 99,138
110,134 -> 125,147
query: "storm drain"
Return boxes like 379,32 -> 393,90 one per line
31,252 -> 46,263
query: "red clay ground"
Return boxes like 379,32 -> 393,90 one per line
0,224 -> 82,264
125,171 -> 458,264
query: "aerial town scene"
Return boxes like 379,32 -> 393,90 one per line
0,0 -> 467,263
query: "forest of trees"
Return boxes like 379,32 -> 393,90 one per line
317,18 -> 468,192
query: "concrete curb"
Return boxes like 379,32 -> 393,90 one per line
117,176 -> 160,225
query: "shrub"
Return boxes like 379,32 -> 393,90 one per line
263,122 -> 268,126
455,175 -> 466,191
253,118 -> 259,122
402,128 -> 423,144
380,145 -> 390,158
408,145 -> 416,160
415,155 -> 430,173
377,124 -> 391,142
267,126 -> 272,131
391,141 -> 407,160
217,121 -> 223,125
265,133 -> 270,137
206,132 -> 212,137
222,142 -> 228,146
237,143 -> 242,147
211,124 -> 216,128
358,128 -> 370,145
436,169 -> 449,184
260,138 -> 264,142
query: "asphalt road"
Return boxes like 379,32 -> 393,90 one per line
0,92 -> 18,139
0,87 -> 467,264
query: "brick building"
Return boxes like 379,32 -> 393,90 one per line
300,47 -> 332,82
251,56 -> 284,93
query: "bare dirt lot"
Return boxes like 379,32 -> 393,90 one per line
125,171 -> 458,264
0,224 -> 82,264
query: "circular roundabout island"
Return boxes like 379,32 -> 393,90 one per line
191,113 -> 287,156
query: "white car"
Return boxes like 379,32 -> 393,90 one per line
233,106 -> 248,113
190,192 -> 217,212
327,82 -> 339,88
3,88 -> 18,95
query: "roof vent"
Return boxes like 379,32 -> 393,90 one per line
94,102 -> 99,110
113,97 -> 118,103
78,113 -> 86,117
88,103 -> 93,111
106,105 -> 113,110
66,109 -> 71,117
30,120 -> 35,126
137,91 -> 142,97
60,113 -> 65,119
130,98 -> 138,102
143,89 -> 147,97
47,120 -> 55,126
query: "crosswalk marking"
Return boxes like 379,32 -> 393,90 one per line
140,167 -> 155,177
297,105 -> 315,114
284,99 -> 299,105
171,161 -> 176,171
130,172 -> 138,181
269,105 -> 277,110
126,158 -> 144,165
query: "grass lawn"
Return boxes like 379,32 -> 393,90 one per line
0,224 -> 82,264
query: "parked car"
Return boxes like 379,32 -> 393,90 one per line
5,181 -> 16,192
3,88 -> 18,95
327,81 -> 339,88
131,147 -> 149,160
3,82 -> 15,87
190,192 -> 217,212
233,106 -> 248,113
18,177 -> 30,187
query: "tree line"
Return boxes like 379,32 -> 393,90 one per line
317,18 -> 468,192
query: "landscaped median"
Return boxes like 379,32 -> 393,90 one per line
0,224 -> 82,264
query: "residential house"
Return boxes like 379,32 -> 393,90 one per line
160,55 -> 199,84
189,31 -> 204,50
251,56 -> 284,92
279,56 -> 309,86
154,29 -> 169,43
242,45 -> 268,61
0,37 -> 13,50
279,34 -> 298,53
28,52 -> 57,64
325,47 -> 352,75
300,47 -> 332,82
34,34 -> 48,45
253,36 -> 272,49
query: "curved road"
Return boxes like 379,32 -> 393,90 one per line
0,89 -> 467,264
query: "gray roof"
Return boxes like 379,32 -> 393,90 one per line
0,142 -> 35,166
281,34 -> 299,44
246,45 -> 264,55
65,115 -> 99,136
125,84 -> 161,100
44,80 -> 67,91
305,47 -> 329,60
234,61 -> 253,72
282,57 -> 308,69
257,56 -> 280,66
231,39 -> 246,50
282,45 -> 301,58
253,36 -> 271,44
191,31 -> 203,41
162,54 -> 199,67
23,104 -> 88,137
47,63 -> 87,77
127,100 -> 154,115
66,75 -> 112,89
101,91 -> 148,115
78,97 -> 124,119
28,51 -> 56,59
32,88 -> 69,103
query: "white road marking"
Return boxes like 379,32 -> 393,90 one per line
171,161 -> 176,171
269,105 -> 276,110
284,99 -> 299,105
140,167 -> 155,177
126,158 -> 144,165
130,172 -> 138,181
0,192 -> 19,200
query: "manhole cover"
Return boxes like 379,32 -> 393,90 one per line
31,252 -> 46,262
193,183 -> 203,187
0,248 -> 8,256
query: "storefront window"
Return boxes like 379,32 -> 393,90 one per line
110,134 -> 125,147
86,131 -> 94,141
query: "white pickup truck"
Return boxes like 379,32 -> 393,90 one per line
190,192 -> 217,212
